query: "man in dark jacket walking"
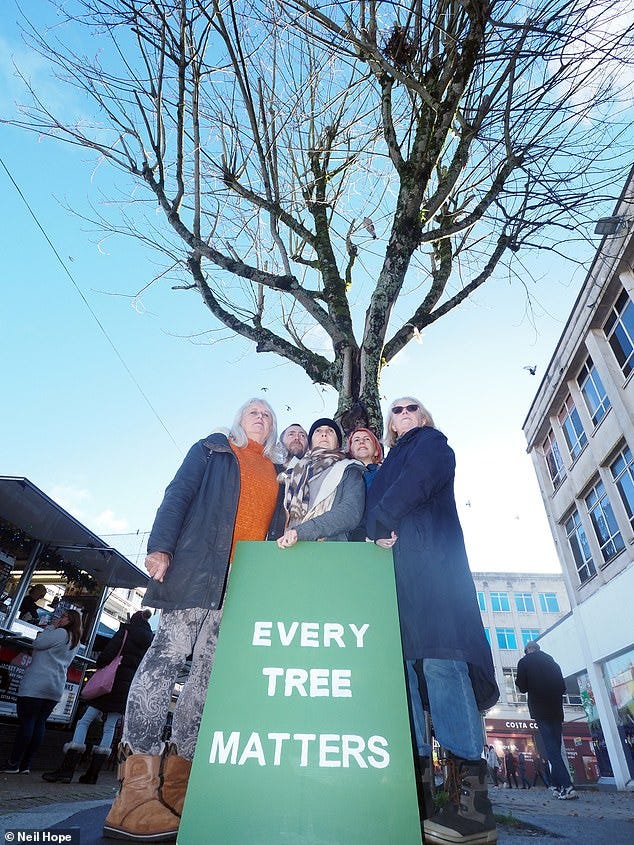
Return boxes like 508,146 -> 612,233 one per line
515,642 -> 577,800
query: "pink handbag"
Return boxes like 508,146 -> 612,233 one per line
81,631 -> 128,700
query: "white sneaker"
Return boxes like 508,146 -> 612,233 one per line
1,766 -> 20,774
557,786 -> 578,800
550,786 -> 559,796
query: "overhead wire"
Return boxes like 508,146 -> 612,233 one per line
0,152 -> 181,452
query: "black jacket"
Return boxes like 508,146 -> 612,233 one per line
515,649 -> 566,721
89,616 -> 154,714
144,433 -> 285,610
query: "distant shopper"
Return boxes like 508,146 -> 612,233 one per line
43,609 -> 154,785
2,610 -> 82,773
486,745 -> 500,787
515,641 -> 577,800
533,756 -> 550,788
18,584 -> 47,624
518,752 -> 531,789
504,750 -> 519,789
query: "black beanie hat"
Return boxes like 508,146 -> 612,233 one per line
308,417 -> 343,448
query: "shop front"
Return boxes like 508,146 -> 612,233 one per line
484,716 -> 599,785
0,476 -> 148,725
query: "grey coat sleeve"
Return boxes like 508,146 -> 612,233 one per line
295,466 -> 365,541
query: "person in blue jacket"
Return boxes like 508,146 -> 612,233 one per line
366,397 -> 499,845
103,398 -> 286,843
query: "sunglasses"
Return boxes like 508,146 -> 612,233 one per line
392,404 -> 419,415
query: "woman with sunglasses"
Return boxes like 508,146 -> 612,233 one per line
3,609 -> 82,774
366,398 -> 498,845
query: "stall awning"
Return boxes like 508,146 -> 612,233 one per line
0,477 -> 148,589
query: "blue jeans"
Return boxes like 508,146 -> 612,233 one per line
423,658 -> 483,761
406,661 -> 431,757
9,697 -> 57,769
537,719 -> 572,789
72,706 -> 121,750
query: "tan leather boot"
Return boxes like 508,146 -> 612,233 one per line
102,750 -> 180,842
159,743 -> 192,818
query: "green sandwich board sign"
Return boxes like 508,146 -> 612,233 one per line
178,541 -> 422,845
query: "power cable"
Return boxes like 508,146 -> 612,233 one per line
0,152 -> 181,451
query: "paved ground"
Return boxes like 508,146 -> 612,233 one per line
1,771 -> 632,842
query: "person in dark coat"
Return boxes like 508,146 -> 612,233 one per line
42,609 -> 154,785
516,641 -> 577,799
504,750 -> 519,788
365,397 -> 499,845
104,398 -> 286,843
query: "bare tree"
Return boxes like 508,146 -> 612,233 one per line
6,0 -> 634,431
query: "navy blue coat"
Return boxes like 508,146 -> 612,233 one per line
366,426 -> 498,710
145,433 -> 285,611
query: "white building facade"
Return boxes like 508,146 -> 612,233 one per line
471,572 -> 593,783
523,170 -> 634,789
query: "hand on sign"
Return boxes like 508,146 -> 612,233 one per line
277,529 -> 298,549
375,531 -> 398,550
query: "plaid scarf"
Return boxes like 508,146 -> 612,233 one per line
280,448 -> 346,526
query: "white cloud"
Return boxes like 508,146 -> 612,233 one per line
94,509 -> 129,533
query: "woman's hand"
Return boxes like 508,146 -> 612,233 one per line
145,551 -> 171,582
374,531 -> 398,549
277,529 -> 298,549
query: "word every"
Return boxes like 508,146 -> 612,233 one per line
209,731 -> 390,768
252,621 -> 370,648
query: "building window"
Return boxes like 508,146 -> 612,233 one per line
503,668 -> 527,704
514,592 -> 535,613
521,628 -> 541,647
538,592 -> 560,613
483,627 -> 491,646
604,288 -> 634,377
563,678 -> 583,707
543,429 -> 566,489
610,446 -> 634,528
477,591 -> 486,612
496,627 -> 517,649
558,395 -> 587,460
490,591 -> 510,612
585,479 -> 625,563
564,509 -> 597,584
577,356 -> 611,426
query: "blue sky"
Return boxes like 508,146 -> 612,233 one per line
0,2 -> 617,574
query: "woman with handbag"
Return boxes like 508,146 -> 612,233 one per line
2,610 -> 82,774
43,609 -> 153,784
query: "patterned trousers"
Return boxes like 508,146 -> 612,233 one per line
122,607 -> 222,760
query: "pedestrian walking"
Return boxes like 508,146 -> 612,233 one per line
516,641 -> 578,800
504,751 -> 519,789
518,752 -> 531,789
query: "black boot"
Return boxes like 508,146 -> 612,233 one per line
42,744 -> 85,783
415,755 -> 435,821
424,757 -> 497,844
78,745 -> 111,784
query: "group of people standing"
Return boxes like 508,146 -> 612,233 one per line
6,395 -> 502,845
97,395 -> 499,845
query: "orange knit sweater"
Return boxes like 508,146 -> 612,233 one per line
229,439 -> 278,560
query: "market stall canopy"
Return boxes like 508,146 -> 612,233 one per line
0,476 -> 148,589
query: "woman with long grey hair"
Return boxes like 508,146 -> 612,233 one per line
103,398 -> 285,842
